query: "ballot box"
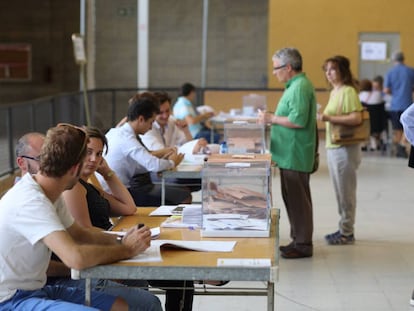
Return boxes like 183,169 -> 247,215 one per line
224,123 -> 266,154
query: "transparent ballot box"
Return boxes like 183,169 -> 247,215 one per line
242,93 -> 267,116
224,123 -> 266,154
201,160 -> 271,237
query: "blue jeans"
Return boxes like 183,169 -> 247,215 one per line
49,278 -> 162,311
0,285 -> 115,311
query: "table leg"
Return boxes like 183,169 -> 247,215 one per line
161,175 -> 165,205
85,278 -> 91,306
267,281 -> 274,311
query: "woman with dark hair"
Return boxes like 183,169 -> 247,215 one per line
63,126 -> 195,311
318,55 -> 363,245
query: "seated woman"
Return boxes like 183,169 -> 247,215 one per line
63,126 -> 195,311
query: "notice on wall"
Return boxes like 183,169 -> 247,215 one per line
71,33 -> 87,64
361,41 -> 387,61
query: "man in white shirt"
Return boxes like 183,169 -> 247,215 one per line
141,91 -> 209,157
0,124 -> 152,310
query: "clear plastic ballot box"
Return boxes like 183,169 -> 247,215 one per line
201,154 -> 271,237
224,123 -> 266,154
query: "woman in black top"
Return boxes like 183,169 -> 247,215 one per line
63,126 -> 194,311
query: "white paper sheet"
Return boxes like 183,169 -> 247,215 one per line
120,240 -> 237,263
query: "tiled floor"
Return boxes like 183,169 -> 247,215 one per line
159,146 -> 414,310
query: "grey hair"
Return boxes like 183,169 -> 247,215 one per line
272,47 -> 303,71
392,51 -> 404,62
15,132 -> 44,157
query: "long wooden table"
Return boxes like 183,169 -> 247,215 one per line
72,207 -> 280,310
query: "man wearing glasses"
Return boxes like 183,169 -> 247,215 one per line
15,132 -> 44,181
258,47 -> 317,259
0,124 -> 155,310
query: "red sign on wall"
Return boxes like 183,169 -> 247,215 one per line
0,43 -> 31,81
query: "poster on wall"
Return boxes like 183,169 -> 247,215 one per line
361,41 -> 387,61
71,33 -> 87,65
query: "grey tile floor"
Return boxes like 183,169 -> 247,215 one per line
158,146 -> 414,310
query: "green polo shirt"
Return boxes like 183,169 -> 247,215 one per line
270,73 -> 317,172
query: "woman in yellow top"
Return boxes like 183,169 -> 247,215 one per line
318,55 -> 363,245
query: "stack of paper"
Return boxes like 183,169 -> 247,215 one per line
182,204 -> 202,227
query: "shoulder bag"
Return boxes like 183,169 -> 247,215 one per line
330,91 -> 370,145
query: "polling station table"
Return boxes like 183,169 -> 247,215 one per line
72,207 -> 280,311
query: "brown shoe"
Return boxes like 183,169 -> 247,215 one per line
280,246 -> 312,259
279,241 -> 295,253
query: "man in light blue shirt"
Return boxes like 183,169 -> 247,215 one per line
173,83 -> 219,143
384,51 -> 414,158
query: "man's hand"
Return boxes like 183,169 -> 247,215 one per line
122,225 -> 152,256
175,119 -> 188,129
168,152 -> 185,167
192,138 -> 208,154
257,110 -> 273,124
202,111 -> 215,120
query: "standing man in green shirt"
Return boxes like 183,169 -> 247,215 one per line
258,47 -> 317,259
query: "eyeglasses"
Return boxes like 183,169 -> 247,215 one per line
20,155 -> 40,162
57,123 -> 88,162
273,64 -> 287,71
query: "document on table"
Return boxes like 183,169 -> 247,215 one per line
121,240 -> 237,263
161,205 -> 202,228
149,204 -> 202,216
104,227 -> 160,239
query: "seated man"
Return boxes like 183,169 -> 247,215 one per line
100,92 -> 192,206
141,91 -> 210,191
0,124 -> 153,310
173,82 -> 219,143
14,131 -> 162,311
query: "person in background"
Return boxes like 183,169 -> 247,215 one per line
141,91 -> 208,154
258,47 -> 316,259
141,91 -> 208,190
14,132 -> 44,182
358,79 -> 387,151
400,103 -> 414,307
384,51 -> 414,158
372,75 -> 391,149
318,55 -> 363,245
99,92 -> 192,206
0,124 -> 152,310
173,82 -> 219,143
63,126 -> 194,311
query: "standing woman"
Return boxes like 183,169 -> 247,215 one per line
318,55 -> 363,245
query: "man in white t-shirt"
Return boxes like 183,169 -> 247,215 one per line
0,124 -> 152,311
